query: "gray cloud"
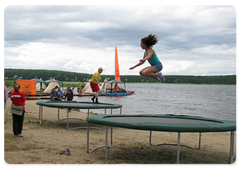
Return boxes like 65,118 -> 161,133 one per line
4,5 -> 236,75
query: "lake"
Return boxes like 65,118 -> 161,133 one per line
74,83 -> 236,121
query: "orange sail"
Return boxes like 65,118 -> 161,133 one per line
115,46 -> 121,81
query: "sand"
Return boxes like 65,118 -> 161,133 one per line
4,99 -> 236,164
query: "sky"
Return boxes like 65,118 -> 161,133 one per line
3,4 -> 236,76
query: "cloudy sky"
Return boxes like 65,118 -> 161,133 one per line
4,5 -> 236,76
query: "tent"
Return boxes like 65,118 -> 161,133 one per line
82,79 -> 93,94
45,79 -> 63,88
43,79 -> 60,94
100,79 -> 110,92
82,79 -> 108,94
105,79 -> 126,92
32,78 -> 46,92
32,78 -> 45,83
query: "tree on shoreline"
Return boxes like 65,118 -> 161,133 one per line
4,68 -> 236,85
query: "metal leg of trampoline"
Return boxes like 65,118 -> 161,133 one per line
230,131 -> 234,163
66,109 -> 100,130
38,106 -> 43,125
110,126 -> 113,147
58,108 -> 84,121
149,131 -> 201,150
87,124 -> 112,154
38,106 -> 40,124
177,132 -> 181,164
149,131 -> 182,164
105,126 -> 108,164
58,108 -> 60,120
87,122 -> 90,153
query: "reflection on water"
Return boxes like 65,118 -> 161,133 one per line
74,84 -> 236,121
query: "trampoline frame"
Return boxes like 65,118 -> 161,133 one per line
36,101 -> 122,130
149,131 -> 201,150
86,114 -> 235,164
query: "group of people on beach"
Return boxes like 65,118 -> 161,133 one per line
5,34 -> 164,137
50,86 -> 74,101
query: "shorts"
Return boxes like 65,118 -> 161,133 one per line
153,62 -> 163,72
90,82 -> 100,92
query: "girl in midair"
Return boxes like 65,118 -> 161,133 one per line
129,34 -> 165,82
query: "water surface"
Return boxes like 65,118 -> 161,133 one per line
75,84 -> 236,121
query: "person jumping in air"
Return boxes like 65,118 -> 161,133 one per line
129,34 -> 165,82
90,67 -> 103,103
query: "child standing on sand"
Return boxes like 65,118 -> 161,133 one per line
129,34 -> 165,82
90,67 -> 103,103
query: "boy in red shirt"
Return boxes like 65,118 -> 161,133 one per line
10,83 -> 26,137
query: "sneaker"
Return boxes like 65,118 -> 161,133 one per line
156,76 -> 161,83
59,150 -> 65,155
65,149 -> 71,156
162,75 -> 165,81
158,72 -> 165,81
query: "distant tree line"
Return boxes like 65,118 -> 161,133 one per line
4,69 -> 236,85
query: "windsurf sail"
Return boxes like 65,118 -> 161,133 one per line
115,46 -> 121,81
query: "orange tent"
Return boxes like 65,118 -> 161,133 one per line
16,79 -> 36,95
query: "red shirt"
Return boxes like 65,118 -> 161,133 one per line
10,91 -> 26,111
2,85 -> 5,101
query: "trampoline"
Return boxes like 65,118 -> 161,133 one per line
36,101 -> 122,130
86,114 -> 236,164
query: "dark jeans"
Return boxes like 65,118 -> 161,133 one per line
12,111 -> 25,135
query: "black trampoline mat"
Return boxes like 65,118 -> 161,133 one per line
47,102 -> 112,107
105,116 -> 221,124
36,101 -> 122,109
87,114 -> 236,132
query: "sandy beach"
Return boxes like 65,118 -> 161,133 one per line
4,99 -> 236,164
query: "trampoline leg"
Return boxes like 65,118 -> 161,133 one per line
177,132 -> 181,164
198,132 -> 201,150
57,108 -> 60,120
87,123 -> 89,153
230,131 -> 234,163
105,126 -> 108,164
38,105 -> 42,125
110,127 -> 113,147
149,131 -> 201,150
120,107 -> 122,115
149,131 -> 152,144
67,109 -> 70,130
39,106 -> 43,125
88,126 -> 112,153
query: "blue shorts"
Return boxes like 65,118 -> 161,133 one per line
153,62 -> 163,72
